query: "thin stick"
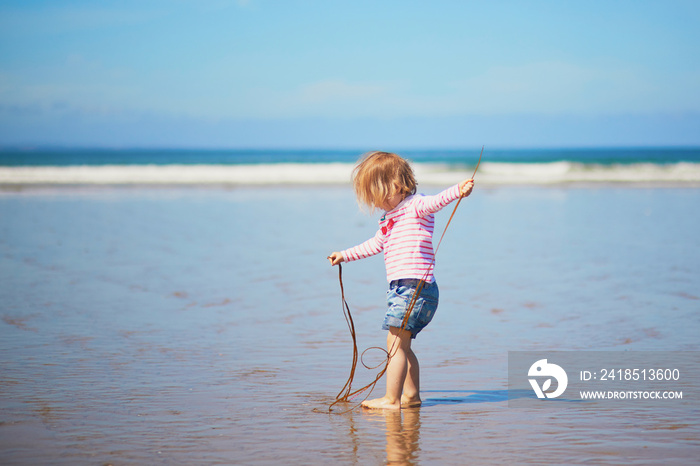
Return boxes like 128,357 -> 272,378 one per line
472,145 -> 484,179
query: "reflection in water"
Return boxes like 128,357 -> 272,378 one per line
365,408 -> 421,465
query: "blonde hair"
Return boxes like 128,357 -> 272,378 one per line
352,151 -> 417,211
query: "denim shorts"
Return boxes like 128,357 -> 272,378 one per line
383,279 -> 439,339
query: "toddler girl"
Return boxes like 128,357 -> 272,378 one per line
328,151 -> 474,409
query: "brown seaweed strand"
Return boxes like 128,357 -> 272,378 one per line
333,263 -> 359,402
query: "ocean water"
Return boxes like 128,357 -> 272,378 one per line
1,147 -> 700,186
2,147 -> 700,166
1,183 -> 699,464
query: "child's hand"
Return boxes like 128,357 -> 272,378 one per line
459,179 -> 474,198
328,252 -> 344,266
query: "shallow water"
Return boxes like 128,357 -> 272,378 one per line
1,186 -> 699,464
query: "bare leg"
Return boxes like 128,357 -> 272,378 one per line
362,327 -> 415,410
401,347 -> 422,407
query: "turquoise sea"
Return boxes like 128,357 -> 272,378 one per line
2,147 -> 700,187
2,147 -> 700,166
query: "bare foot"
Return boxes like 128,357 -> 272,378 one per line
361,396 -> 401,410
400,395 -> 422,408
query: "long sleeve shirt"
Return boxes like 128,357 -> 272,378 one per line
341,184 -> 461,283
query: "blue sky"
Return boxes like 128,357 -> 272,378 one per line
1,0 -> 699,149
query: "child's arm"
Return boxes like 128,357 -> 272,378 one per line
459,178 -> 474,197
328,252 -> 344,265
328,229 -> 384,266
415,178 -> 474,217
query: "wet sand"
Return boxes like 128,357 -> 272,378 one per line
1,185 -> 699,464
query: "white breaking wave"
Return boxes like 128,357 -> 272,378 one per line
0,163 -> 354,185
1,162 -> 700,186
417,162 -> 700,185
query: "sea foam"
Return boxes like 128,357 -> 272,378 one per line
1,162 -> 700,186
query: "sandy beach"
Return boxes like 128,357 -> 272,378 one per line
1,184 -> 699,464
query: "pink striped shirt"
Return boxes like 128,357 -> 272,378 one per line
341,184 -> 462,283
